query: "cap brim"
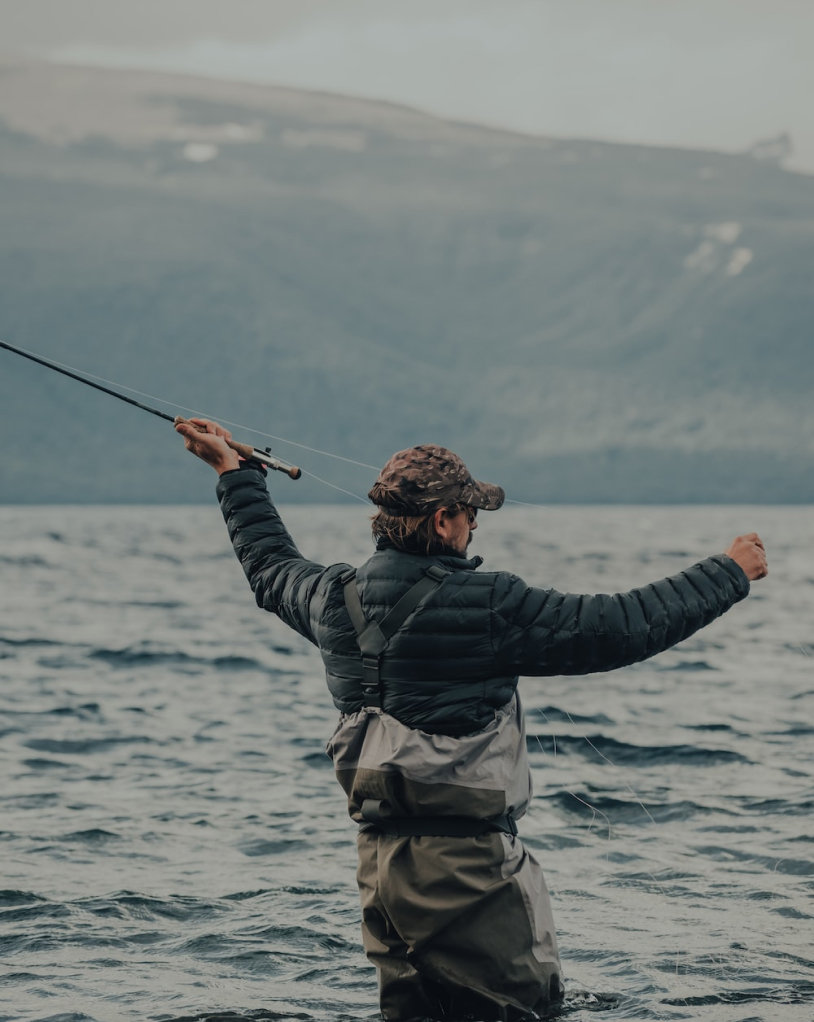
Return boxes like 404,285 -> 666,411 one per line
460,480 -> 505,511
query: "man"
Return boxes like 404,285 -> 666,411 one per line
176,418 -> 767,1022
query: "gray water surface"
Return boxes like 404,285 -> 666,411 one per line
1,504 -> 812,1022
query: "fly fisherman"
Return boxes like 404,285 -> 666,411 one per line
176,418 -> 767,1022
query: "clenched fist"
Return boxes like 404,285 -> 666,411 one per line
723,533 -> 767,582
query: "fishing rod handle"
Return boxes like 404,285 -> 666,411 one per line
174,417 -> 302,480
255,452 -> 303,481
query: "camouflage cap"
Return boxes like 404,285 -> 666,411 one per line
368,444 -> 505,516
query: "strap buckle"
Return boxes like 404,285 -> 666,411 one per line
361,655 -> 382,705
425,564 -> 451,581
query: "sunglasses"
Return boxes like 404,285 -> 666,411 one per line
451,505 -> 478,525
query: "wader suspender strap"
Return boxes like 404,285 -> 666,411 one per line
342,564 -> 451,708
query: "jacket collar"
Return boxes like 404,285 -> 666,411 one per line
374,537 -> 482,570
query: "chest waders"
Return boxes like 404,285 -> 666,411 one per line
341,565 -> 518,840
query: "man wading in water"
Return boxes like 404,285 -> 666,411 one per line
176,418 -> 767,1022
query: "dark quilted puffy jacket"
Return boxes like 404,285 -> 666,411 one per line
217,467 -> 750,735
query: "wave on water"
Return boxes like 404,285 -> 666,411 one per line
662,979 -> 814,1006
656,658 -> 718,672
23,736 -> 155,754
535,705 -> 614,726
527,732 -> 750,765
158,1011 -> 313,1021
88,648 -> 269,671
542,789 -> 722,824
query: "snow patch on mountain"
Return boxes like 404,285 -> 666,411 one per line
726,248 -> 753,276
705,222 -> 742,244
684,240 -> 718,274
684,222 -> 749,275
183,142 -> 219,162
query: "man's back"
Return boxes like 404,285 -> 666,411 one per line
216,465 -> 750,736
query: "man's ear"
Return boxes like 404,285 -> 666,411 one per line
433,507 -> 452,540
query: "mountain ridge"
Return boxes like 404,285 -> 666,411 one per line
0,59 -> 811,504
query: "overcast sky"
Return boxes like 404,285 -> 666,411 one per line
3,0 -> 813,172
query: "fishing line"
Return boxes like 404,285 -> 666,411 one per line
505,499 -> 657,862
3,339 -> 736,1007
0,340 -> 380,472
2,342 -> 715,808
505,497 -> 555,511
216,427 -> 379,472
534,705 -> 669,898
0,343 -> 568,500
1,339 -> 701,833
2,343 -> 664,830
531,727 -> 613,846
563,710 -> 660,829
298,469 -> 372,506
534,709 -> 613,845
531,705 -> 693,1018
3,342 -> 634,863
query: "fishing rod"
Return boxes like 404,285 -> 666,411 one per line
0,339 -> 302,480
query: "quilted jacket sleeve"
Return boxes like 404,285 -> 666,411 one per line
216,467 -> 333,645
492,555 -> 750,677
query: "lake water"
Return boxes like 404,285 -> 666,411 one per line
0,503 -> 812,1022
